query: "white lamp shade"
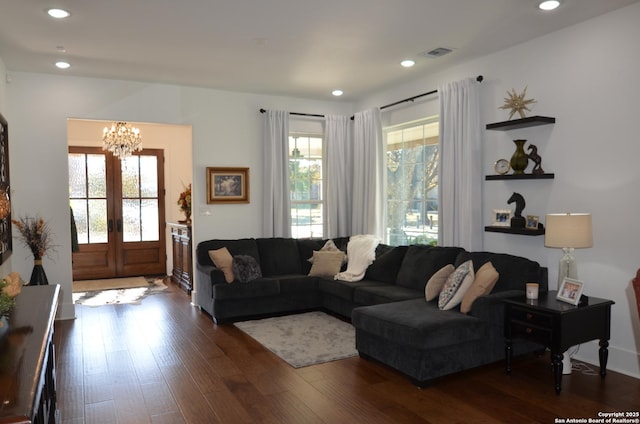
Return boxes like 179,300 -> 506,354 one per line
545,213 -> 593,248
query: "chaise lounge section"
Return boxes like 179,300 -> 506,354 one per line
195,236 -> 547,385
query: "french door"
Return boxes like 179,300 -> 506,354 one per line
69,147 -> 166,280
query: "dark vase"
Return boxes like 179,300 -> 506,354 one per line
29,259 -> 49,286
510,139 -> 529,174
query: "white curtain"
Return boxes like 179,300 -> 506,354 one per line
352,108 -> 385,238
325,115 -> 353,237
262,110 -> 291,237
438,78 -> 482,250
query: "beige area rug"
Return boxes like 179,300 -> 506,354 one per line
234,311 -> 358,368
72,276 -> 151,292
72,279 -> 168,307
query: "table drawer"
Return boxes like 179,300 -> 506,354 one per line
509,306 -> 553,327
510,320 -> 552,345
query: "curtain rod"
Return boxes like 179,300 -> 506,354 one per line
259,75 -> 484,118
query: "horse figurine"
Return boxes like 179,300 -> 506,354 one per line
527,144 -> 545,174
507,192 -> 526,228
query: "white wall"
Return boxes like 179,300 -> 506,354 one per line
0,56 -> 8,280
357,2 -> 640,378
4,72 -> 352,322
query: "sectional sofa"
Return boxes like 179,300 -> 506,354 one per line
195,236 -> 547,385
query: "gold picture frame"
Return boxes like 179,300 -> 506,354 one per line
206,167 -> 250,204
525,215 -> 540,230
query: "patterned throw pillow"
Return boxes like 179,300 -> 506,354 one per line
438,260 -> 475,310
232,255 -> 262,283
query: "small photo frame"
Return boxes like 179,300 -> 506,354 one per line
556,277 -> 584,305
206,167 -> 250,204
525,215 -> 540,230
492,209 -> 512,227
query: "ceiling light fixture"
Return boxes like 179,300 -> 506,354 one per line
332,89 -> 343,97
47,8 -> 71,18
400,59 -> 415,68
55,61 -> 70,69
102,122 -> 143,159
538,0 -> 561,11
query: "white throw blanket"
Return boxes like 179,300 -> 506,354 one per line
334,234 -> 380,282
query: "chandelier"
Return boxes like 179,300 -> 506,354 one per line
102,122 -> 142,159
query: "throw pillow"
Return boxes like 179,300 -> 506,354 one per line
438,260 -> 475,310
308,250 -> 345,278
425,264 -> 455,301
232,255 -> 262,283
460,262 -> 499,314
208,247 -> 235,283
308,239 -> 346,264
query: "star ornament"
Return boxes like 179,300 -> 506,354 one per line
500,86 -> 537,120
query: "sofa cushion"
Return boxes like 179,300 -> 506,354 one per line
278,275 -> 319,294
232,255 -> 262,283
352,299 -> 486,350
425,264 -> 455,301
396,246 -> 464,290
208,247 -> 234,283
439,260 -> 474,310
460,262 -> 499,314
297,238 -> 325,273
454,251 -> 540,293
197,238 -> 260,267
318,278 -> 386,302
212,278 -> 280,300
365,245 -> 408,284
353,285 -> 423,305
256,238 -> 303,276
308,250 -> 344,278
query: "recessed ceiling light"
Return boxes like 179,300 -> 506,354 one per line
55,61 -> 70,69
400,59 -> 415,68
538,1 -> 561,11
332,89 -> 343,97
47,8 -> 71,18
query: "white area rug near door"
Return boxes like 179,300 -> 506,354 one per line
234,311 -> 358,368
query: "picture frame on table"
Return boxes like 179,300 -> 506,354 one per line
492,209 -> 512,227
525,215 -> 540,230
556,277 -> 584,305
206,167 -> 250,204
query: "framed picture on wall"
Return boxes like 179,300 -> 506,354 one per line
0,112 -> 12,265
206,167 -> 250,204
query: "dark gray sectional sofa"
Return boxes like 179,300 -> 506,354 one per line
195,236 -> 547,385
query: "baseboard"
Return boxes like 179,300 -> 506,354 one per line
573,340 -> 640,379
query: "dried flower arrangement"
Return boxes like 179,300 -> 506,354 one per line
0,272 -> 22,325
177,183 -> 192,219
11,216 -> 55,260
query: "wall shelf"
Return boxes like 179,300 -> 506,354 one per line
485,173 -> 555,181
486,116 -> 556,131
485,226 -> 545,236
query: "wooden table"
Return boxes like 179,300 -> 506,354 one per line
503,291 -> 614,394
0,285 -> 60,424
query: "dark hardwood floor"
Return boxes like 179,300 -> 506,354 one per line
55,279 -> 640,423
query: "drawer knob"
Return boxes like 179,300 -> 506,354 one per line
526,327 -> 533,334
526,313 -> 534,320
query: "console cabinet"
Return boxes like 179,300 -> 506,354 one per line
170,222 -> 193,294
0,285 -> 60,424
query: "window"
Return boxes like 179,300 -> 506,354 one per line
384,117 -> 439,246
289,134 -> 323,238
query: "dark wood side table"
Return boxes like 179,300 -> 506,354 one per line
503,291 -> 614,394
0,285 -> 60,423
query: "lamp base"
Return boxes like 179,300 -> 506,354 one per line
558,247 -> 577,288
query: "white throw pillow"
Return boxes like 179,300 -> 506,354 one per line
438,260 -> 475,310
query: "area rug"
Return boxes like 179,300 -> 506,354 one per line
72,276 -> 149,292
72,279 -> 168,307
234,311 -> 358,368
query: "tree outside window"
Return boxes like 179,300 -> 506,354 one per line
289,135 -> 323,238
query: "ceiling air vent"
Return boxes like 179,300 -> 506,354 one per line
421,47 -> 453,58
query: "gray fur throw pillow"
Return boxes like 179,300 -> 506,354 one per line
232,255 -> 262,283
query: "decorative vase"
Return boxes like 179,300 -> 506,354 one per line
510,139 -> 529,174
29,259 -> 49,286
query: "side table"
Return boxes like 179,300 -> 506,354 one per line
503,291 -> 614,394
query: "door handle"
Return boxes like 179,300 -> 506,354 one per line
117,219 -> 122,232
108,219 -> 114,232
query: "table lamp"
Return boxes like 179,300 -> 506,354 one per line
545,213 -> 593,287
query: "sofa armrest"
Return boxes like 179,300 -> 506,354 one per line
197,263 -> 227,286
468,290 -> 524,326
